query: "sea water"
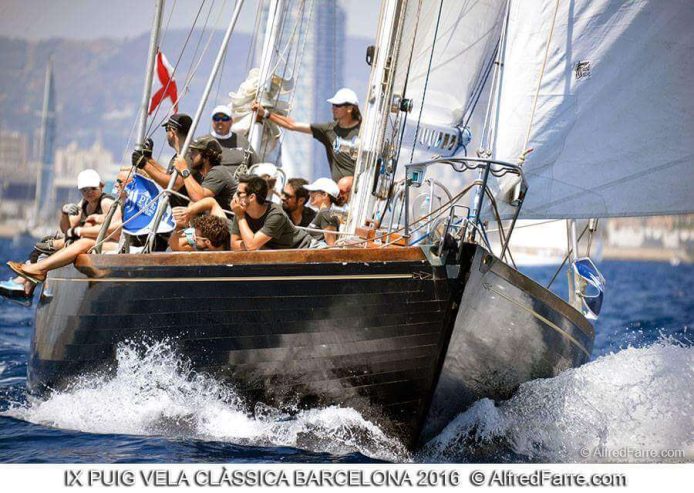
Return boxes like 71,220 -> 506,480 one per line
0,237 -> 691,463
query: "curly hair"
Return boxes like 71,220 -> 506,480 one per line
191,215 -> 230,249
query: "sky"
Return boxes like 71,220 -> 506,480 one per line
0,0 -> 379,41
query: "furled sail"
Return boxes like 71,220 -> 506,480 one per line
493,0 -> 694,219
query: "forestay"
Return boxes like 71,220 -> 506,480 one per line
493,0 -> 694,219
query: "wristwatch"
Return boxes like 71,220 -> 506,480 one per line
180,168 -> 191,178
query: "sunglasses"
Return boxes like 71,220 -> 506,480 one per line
80,187 -> 98,193
332,103 -> 350,108
281,192 -> 296,199
213,115 -> 232,122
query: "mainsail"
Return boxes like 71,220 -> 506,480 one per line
493,0 -> 694,219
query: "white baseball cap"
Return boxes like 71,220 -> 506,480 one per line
304,177 -> 340,199
251,162 -> 278,178
211,104 -> 232,118
77,169 -> 102,189
327,88 -> 359,106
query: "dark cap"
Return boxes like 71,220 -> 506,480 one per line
189,135 -> 223,158
161,113 -> 193,135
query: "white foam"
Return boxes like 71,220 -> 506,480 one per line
6,338 -> 691,463
3,340 -> 407,461
419,341 -> 694,463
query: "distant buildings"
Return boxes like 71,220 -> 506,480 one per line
0,131 -> 115,229
0,130 -> 32,180
604,216 -> 694,262
53,140 -> 116,206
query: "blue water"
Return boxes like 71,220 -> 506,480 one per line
0,236 -> 692,463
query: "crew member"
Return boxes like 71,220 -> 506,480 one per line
133,113 -> 193,208
252,88 -> 361,181
208,104 -> 257,174
282,178 -> 315,227
1,169 -> 115,300
304,177 -> 340,246
6,172 -> 123,285
169,214 -> 230,252
168,135 -> 235,212
230,175 -> 313,251
337,175 -> 353,206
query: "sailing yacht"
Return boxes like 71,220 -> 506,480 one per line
26,0 -> 693,450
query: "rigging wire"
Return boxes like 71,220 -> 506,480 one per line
149,0 -> 232,138
246,0 -> 316,161
156,0 -> 178,51
374,0 -> 424,228
245,0 -> 264,72
408,0 -> 444,164
480,0 -> 511,155
117,0 -> 178,168
522,0 -> 561,163
213,0 -> 232,104
145,0 -> 211,137
257,0 -> 302,159
546,223 -> 590,289
286,0 -> 315,112
462,42 -> 499,130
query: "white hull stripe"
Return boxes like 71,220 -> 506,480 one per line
486,284 -> 591,358
49,273 -> 415,283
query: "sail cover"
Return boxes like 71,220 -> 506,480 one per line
494,0 -> 694,219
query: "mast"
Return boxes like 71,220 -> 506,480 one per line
32,59 -> 57,226
248,0 -> 285,153
345,0 -> 407,234
144,0 -> 246,251
94,0 -> 165,253
136,0 -> 166,151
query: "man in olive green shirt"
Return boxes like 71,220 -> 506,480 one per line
251,88 -> 361,181
230,175 -> 313,251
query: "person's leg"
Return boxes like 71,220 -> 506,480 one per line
21,238 -> 96,278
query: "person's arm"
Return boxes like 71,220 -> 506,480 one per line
142,158 -> 185,191
230,233 -> 246,252
168,229 -> 192,251
235,216 -> 272,251
186,197 -> 227,219
83,197 -> 115,225
324,225 -> 337,246
252,103 -> 311,134
230,195 -> 272,251
77,205 -> 123,239
172,157 -> 216,202
68,213 -> 82,230
59,202 -> 80,232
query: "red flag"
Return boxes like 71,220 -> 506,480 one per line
148,51 -> 178,115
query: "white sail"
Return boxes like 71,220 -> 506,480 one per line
400,0 -> 505,163
494,0 -> 694,219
